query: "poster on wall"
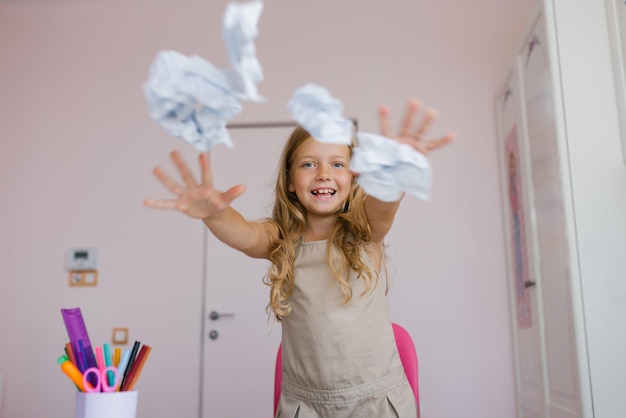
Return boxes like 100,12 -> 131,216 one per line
504,125 -> 533,329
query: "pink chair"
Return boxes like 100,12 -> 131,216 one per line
274,323 -> 420,417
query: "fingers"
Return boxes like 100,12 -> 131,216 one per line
413,108 -> 438,141
422,131 -> 458,154
222,184 -> 247,206
378,105 -> 393,138
143,198 -> 178,210
170,150 -> 197,188
399,99 -> 422,138
380,99 -> 440,142
152,166 -> 184,195
432,131 -> 458,149
199,184 -> 246,214
199,152 -> 214,187
146,150 -> 244,218
378,98 -> 457,155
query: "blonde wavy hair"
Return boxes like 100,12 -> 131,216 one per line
263,125 -> 379,320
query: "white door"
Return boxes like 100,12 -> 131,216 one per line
497,69 -> 547,418
520,13 -> 582,418
200,123 -> 296,417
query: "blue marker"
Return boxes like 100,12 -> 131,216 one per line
103,343 -> 115,386
115,349 -> 132,391
78,340 -> 89,373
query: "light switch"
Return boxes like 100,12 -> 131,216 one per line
68,270 -> 98,287
84,271 -> 97,284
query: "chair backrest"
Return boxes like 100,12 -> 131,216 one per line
273,323 -> 419,416
392,323 -> 419,411
273,345 -> 282,415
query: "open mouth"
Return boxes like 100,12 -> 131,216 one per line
311,188 -> 336,197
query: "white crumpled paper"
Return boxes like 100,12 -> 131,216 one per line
143,0 -> 264,151
143,51 -> 242,150
287,83 -> 353,145
351,132 -> 433,202
223,0 -> 264,102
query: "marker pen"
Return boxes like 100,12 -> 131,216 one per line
113,347 -> 121,367
115,349 -> 132,391
57,355 -> 85,392
103,344 -> 115,387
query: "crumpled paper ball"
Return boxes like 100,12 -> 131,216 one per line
143,0 -> 264,151
287,83 -> 353,145
223,0 -> 264,102
351,132 -> 433,202
143,51 -> 242,151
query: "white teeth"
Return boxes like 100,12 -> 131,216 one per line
312,188 -> 335,195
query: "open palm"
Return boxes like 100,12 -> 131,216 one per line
379,98 -> 457,154
144,150 -> 246,220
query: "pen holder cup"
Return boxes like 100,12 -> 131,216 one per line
75,391 -> 138,418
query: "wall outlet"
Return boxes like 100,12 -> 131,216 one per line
68,270 -> 98,286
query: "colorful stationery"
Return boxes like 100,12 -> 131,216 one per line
120,345 -> 152,392
59,308 -> 151,393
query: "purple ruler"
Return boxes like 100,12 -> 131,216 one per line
60,307 -> 98,374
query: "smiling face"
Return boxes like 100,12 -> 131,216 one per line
288,136 -> 353,219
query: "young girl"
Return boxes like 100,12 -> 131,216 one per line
145,99 -> 455,417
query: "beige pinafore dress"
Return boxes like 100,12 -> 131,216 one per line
276,240 -> 417,418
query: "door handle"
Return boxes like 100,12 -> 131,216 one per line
209,310 -> 235,321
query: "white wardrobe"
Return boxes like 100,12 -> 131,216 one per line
495,1 -> 626,417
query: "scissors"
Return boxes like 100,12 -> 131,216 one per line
83,365 -> 119,392
82,346 -> 119,393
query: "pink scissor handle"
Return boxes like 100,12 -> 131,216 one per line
101,366 -> 118,392
82,366 -> 118,392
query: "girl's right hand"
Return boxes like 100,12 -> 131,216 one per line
144,150 -> 246,220
378,98 -> 456,155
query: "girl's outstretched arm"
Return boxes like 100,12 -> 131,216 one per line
365,99 -> 456,244
144,150 -> 277,259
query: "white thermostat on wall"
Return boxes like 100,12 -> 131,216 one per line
66,248 -> 98,270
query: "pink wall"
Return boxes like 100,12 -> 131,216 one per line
0,0 -> 536,417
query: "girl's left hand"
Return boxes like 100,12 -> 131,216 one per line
378,98 -> 457,155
